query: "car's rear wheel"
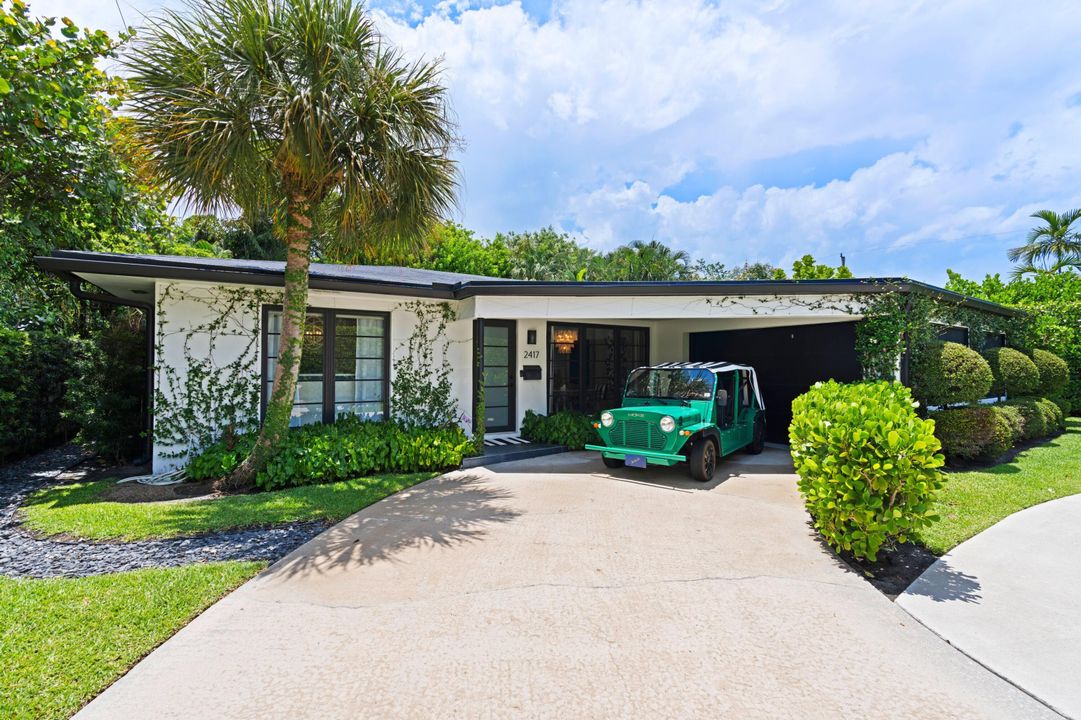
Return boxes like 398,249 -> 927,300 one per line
746,415 -> 766,455
602,456 -> 624,469
688,439 -> 717,482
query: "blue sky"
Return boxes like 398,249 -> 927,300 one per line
34,0 -> 1081,284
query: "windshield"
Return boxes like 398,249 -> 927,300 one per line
625,368 -> 716,400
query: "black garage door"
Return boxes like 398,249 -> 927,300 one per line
689,321 -> 863,443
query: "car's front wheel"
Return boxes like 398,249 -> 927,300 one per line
602,456 -> 624,469
688,439 -> 717,482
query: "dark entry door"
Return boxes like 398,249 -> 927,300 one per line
689,321 -> 862,443
479,320 -> 516,432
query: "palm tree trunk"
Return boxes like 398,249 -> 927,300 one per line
218,191 -> 313,492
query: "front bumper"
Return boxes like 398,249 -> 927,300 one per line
584,444 -> 685,466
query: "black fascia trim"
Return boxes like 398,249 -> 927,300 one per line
36,253 -> 1022,318
35,254 -> 457,299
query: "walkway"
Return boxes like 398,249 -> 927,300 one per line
78,450 -> 1058,719
899,494 -> 1081,719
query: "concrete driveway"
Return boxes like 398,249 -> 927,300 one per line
79,449 -> 1057,719
899,493 -> 1081,719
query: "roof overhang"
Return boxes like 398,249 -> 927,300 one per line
34,250 -> 1023,318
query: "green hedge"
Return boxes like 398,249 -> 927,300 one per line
931,406 -> 1013,462
983,347 -> 1041,397
789,380 -> 945,561
0,328 -> 82,462
520,410 -> 599,450
189,417 -> 472,491
910,341 -> 993,407
1030,348 -> 1070,397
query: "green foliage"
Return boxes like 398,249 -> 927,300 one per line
0,327 -> 80,461
421,222 -> 510,277
1007,209 -> 1081,277
520,409 -> 599,450
983,347 -> 1041,397
909,341 -> 993,407
595,240 -> 691,281
788,380 -> 945,561
188,416 -> 471,490
946,269 -> 1081,413
1030,348 -> 1069,396
65,312 -> 146,462
500,227 -> 596,281
390,301 -> 460,428
691,259 -> 782,280
783,254 -> 855,280
1000,397 -> 1065,439
930,406 -> 1013,463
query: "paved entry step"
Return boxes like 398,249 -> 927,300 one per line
462,437 -> 565,469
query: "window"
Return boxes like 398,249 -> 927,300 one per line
983,332 -> 1006,350
263,307 -> 388,427
548,323 -> 648,415
935,324 -> 969,346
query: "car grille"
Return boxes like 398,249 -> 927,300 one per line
613,419 -> 667,451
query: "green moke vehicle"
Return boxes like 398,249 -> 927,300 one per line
584,362 -> 766,482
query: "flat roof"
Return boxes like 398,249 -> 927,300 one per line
35,250 -> 1022,317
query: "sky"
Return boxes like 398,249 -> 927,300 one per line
30,0 -> 1081,284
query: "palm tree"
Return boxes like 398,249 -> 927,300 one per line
1008,209 -> 1081,278
605,240 -> 690,281
126,0 -> 458,490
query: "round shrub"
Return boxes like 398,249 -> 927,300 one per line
994,404 -> 1026,444
1002,398 -> 1048,440
910,341 -> 993,407
789,380 -> 945,561
1037,397 -> 1066,432
931,406 -> 1011,462
1030,349 -> 1069,396
983,347 -> 1041,397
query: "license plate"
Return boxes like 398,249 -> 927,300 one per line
625,454 -> 648,469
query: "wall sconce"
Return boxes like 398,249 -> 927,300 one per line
554,327 -> 578,354
527,329 -> 537,345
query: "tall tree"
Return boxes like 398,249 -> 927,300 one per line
1008,209 -> 1081,278
601,239 -> 690,281
127,0 -> 458,490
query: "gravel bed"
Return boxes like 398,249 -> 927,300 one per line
1,446 -> 327,579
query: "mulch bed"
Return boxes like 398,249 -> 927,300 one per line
839,542 -> 940,599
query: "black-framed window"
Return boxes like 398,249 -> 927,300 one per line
983,332 -> 1007,350
935,323 -> 969,346
263,306 -> 389,427
548,322 -> 648,415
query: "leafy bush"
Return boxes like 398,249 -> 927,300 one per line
1000,397 -> 1064,439
983,347 -> 1041,397
0,328 -> 81,462
910,341 -> 993,407
520,410 -> 599,450
1030,349 -> 1069,396
789,380 -> 945,561
65,315 -> 147,462
188,417 -> 472,490
994,404 -> 1026,444
931,406 -> 1012,463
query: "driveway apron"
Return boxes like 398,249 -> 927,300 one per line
78,450 -> 1059,720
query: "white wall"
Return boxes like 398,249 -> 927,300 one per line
153,281 -> 471,472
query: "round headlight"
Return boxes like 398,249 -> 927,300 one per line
600,411 -> 615,427
659,415 -> 676,433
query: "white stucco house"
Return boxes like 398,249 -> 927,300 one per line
37,250 -> 1019,471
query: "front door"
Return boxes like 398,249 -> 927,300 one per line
479,320 -> 516,432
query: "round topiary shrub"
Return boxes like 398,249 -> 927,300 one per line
931,406 -> 1011,462
789,380 -> 945,561
910,341 -> 993,407
983,347 -> 1041,397
1030,349 -> 1069,396
1002,398 -> 1048,440
1036,397 -> 1066,432
994,404 -> 1026,444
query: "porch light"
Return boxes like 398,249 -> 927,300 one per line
553,327 -> 579,354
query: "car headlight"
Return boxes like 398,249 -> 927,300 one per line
600,411 -> 615,427
659,415 -> 676,433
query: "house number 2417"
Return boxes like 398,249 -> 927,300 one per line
522,350 -> 540,360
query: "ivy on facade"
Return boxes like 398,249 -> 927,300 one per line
153,284 -> 280,462
390,300 -> 462,429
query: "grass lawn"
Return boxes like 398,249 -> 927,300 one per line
20,472 -> 438,541
0,561 -> 262,719
914,417 -> 1081,555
